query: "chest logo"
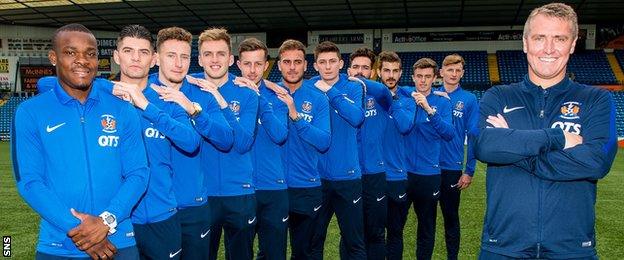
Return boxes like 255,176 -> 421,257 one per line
560,101 -> 580,120
454,101 -> 464,111
302,101 -> 313,113
229,101 -> 241,114
100,115 -> 117,133
366,98 -> 375,110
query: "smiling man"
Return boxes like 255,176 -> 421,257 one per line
13,23 -> 149,259
474,3 -> 617,259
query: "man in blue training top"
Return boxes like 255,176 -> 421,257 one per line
475,3 -> 617,259
346,47 -> 389,260
237,37 -> 290,260
405,58 -> 454,260
145,26 -> 234,260
13,23 -> 148,259
309,41 -> 367,260
275,39 -> 331,259
110,24 -> 201,260
376,51 -> 416,260
188,27 -> 259,260
436,54 -> 479,260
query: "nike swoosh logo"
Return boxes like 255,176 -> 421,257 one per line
200,229 -> 210,238
282,216 -> 289,222
376,195 -> 385,202
503,106 -> 524,113
169,248 -> 182,258
46,122 -> 66,133
433,191 -> 440,196
352,197 -> 361,204
398,193 -> 407,199
313,205 -> 322,212
248,217 -> 256,224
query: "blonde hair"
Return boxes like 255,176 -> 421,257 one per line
442,54 -> 464,67
198,27 -> 231,52
523,3 -> 578,39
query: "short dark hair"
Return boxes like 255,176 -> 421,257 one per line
156,27 -> 192,52
52,23 -> 93,50
349,47 -> 376,66
118,24 -> 153,50
238,38 -> 268,60
378,51 -> 401,68
413,58 -> 438,75
278,39 -> 306,59
314,41 -> 341,61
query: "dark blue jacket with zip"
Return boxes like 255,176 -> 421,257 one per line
474,76 -> 617,259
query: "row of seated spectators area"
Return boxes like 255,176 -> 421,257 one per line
2,48 -> 624,140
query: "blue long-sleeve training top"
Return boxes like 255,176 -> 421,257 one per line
474,76 -> 617,259
252,80 -> 289,190
354,78 -> 393,175
313,74 -> 365,181
190,72 -> 258,196
405,90 -> 454,175
148,74 -> 234,208
384,87 -> 417,181
14,79 -> 149,257
282,80 -> 331,188
130,78 -> 200,224
437,85 -> 479,176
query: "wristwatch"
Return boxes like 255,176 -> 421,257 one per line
99,211 -> 117,235
190,102 -> 202,118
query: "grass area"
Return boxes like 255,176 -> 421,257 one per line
0,142 -> 622,259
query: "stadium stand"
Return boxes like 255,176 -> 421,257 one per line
498,50 -> 618,85
614,50 -> 624,76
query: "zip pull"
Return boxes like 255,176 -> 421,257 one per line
80,117 -> 85,123
539,110 -> 544,118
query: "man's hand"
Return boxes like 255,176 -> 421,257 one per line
486,114 -> 509,128
233,77 -> 259,94
314,80 -> 332,93
411,92 -> 434,114
563,131 -> 583,149
84,238 -> 117,260
276,92 -> 298,120
186,75 -> 228,109
150,83 -> 195,114
111,81 -> 149,110
264,79 -> 288,95
67,209 -> 109,251
456,174 -> 473,190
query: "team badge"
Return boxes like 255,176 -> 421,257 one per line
366,98 -> 375,110
454,101 -> 464,111
559,101 -> 580,120
100,114 -> 117,133
229,101 -> 241,114
302,101 -> 313,113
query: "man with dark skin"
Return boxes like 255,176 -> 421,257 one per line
14,23 -> 148,259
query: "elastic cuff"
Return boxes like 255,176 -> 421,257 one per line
544,127 -> 565,151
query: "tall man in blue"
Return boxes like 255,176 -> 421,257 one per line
147,26 -> 234,260
406,58 -> 454,260
189,27 -> 259,260
376,51 -> 416,260
310,41 -> 366,260
12,23 -> 149,259
237,37 -> 290,260
436,54 -> 479,260
276,39 -> 331,259
110,25 -> 201,260
346,47 -> 391,260
475,3 -> 617,259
